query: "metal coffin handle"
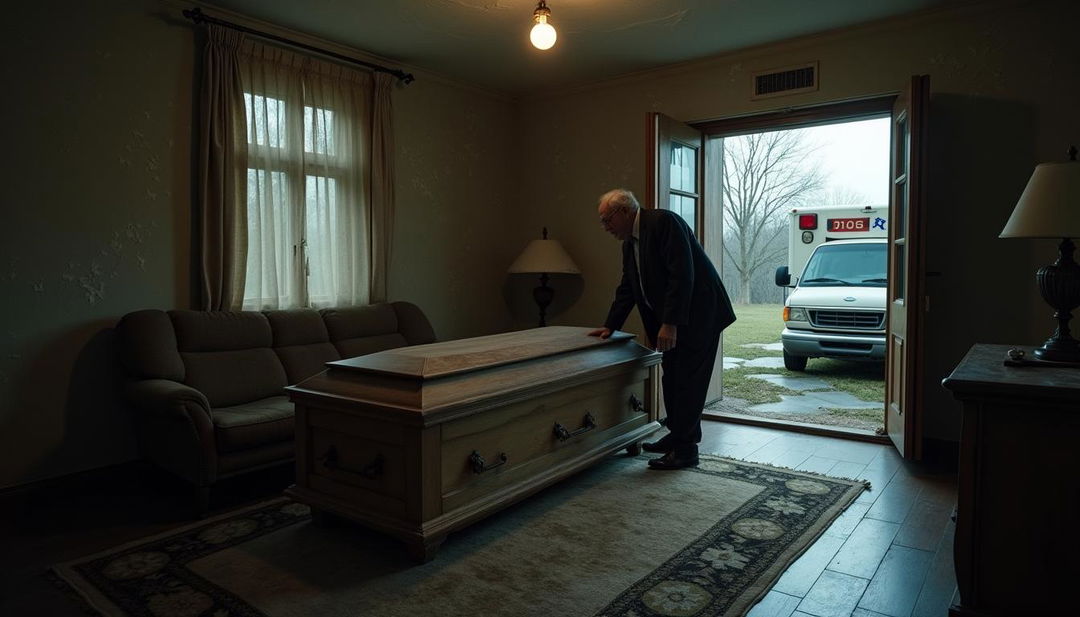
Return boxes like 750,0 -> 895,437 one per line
469,450 -> 508,474
319,446 -> 385,479
553,411 -> 597,441
629,394 -> 646,413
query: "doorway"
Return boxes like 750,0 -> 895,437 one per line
652,79 -> 929,456
707,116 -> 891,436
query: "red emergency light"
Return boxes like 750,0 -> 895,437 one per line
798,213 -> 818,230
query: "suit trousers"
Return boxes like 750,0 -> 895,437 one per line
659,321 -> 722,449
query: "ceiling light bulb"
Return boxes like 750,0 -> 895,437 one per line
530,1 -> 557,50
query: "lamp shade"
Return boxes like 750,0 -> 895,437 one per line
508,239 -> 579,274
1000,158 -> 1080,239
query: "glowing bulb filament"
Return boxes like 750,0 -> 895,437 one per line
530,2 -> 557,50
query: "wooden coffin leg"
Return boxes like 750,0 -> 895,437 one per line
405,534 -> 447,563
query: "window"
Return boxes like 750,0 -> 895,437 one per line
238,54 -> 375,310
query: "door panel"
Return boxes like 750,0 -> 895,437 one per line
648,113 -> 725,405
886,75 -> 929,459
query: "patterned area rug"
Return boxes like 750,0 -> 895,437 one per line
54,454 -> 867,617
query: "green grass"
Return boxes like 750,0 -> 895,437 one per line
719,303 -> 886,429
724,303 -> 786,360
722,366 -> 798,405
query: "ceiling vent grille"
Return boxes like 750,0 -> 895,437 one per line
752,62 -> 819,99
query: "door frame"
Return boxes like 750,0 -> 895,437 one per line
690,95 -> 915,448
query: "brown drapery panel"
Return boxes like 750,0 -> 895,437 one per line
369,72 -> 395,303
197,25 -> 248,310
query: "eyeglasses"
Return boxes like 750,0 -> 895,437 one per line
600,208 -> 623,227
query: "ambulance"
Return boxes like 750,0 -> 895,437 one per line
774,205 -> 888,371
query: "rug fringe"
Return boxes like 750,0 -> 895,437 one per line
698,452 -> 873,492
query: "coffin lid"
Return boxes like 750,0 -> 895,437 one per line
328,326 -> 635,379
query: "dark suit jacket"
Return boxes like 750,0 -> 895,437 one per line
603,208 -> 735,342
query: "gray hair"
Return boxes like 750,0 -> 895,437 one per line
599,188 -> 640,212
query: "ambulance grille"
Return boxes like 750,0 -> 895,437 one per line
810,310 -> 884,329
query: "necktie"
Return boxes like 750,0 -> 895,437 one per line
633,238 -> 650,308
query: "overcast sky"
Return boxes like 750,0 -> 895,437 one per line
803,116 -> 890,205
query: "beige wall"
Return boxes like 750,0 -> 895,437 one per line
3,0 -> 1075,488
515,0 -> 1080,441
0,0 -> 518,488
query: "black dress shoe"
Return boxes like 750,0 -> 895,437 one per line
641,435 -> 674,453
647,450 -> 699,470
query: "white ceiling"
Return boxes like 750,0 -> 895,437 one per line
199,0 -> 964,94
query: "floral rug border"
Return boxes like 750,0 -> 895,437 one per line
596,456 -> 868,616
52,455 -> 867,617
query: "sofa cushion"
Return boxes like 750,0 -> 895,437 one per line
265,309 -> 340,384
181,349 -> 288,408
170,310 -> 287,407
322,304 -> 399,340
213,396 -> 294,454
333,333 -> 410,359
116,310 -> 185,381
322,304 -> 412,359
170,310 -> 273,351
393,302 -> 438,346
264,309 -> 330,347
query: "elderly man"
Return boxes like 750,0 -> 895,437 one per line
589,188 -> 736,469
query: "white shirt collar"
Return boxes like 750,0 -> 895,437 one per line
632,209 -> 641,241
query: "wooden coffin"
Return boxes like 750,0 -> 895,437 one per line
284,326 -> 662,561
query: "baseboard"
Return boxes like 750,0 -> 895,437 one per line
0,459 -> 150,501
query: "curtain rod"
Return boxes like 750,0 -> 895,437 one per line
182,7 -> 415,85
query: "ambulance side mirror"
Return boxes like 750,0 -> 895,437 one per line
775,266 -> 792,287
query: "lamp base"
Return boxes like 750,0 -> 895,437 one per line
1032,238 -> 1080,364
533,272 -> 554,327
1033,339 -> 1080,363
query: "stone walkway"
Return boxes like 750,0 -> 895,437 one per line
723,342 -> 883,416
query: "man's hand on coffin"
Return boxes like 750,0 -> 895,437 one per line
587,327 -> 612,339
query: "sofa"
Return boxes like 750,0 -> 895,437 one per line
115,302 -> 436,512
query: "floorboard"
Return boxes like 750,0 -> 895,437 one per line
1,418 -> 958,617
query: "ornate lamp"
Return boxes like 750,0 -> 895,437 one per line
508,227 -> 579,327
1000,146 -> 1080,362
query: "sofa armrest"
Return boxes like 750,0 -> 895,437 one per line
125,379 -> 218,486
127,379 -> 212,424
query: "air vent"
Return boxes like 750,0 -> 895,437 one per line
752,62 -> 819,99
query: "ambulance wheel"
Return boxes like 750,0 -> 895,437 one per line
784,350 -> 807,371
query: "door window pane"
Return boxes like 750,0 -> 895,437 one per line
671,144 -> 696,192
669,194 -> 696,234
893,243 -> 906,301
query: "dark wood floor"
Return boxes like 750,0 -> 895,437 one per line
705,423 -> 959,617
0,420 -> 957,617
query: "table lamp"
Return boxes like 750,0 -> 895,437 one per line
1000,146 -> 1080,363
508,227 -> 580,327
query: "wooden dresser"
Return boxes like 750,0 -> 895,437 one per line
942,344 -> 1080,616
285,326 -> 662,561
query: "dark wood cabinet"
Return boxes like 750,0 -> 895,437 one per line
942,344 -> 1080,616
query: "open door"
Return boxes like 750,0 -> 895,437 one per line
885,75 -> 929,459
648,113 -> 725,404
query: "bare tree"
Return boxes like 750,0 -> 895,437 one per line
815,186 -> 869,206
722,130 -> 824,304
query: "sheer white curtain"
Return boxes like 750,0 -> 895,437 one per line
238,42 -> 374,310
